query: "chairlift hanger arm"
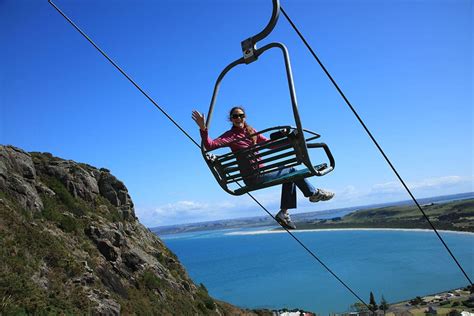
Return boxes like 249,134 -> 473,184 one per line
204,57 -> 245,133
241,0 -> 280,63
251,0 -> 280,43
204,42 -> 302,141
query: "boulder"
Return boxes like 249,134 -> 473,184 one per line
97,240 -> 119,262
98,171 -> 135,219
0,146 -> 42,212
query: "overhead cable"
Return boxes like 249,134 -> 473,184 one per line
280,5 -> 473,286
48,0 -> 372,309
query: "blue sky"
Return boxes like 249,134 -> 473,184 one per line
1,0 -> 472,227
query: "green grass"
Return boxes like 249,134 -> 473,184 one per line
141,269 -> 163,290
295,199 -> 474,232
39,176 -> 86,217
0,196 -> 90,314
2,152 -> 256,316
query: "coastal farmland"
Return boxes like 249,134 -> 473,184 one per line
293,198 -> 474,233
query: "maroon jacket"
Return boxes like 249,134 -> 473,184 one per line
200,125 -> 268,151
200,125 -> 269,182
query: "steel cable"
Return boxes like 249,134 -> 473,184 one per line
48,0 -> 201,149
50,0 -> 474,310
280,5 -> 473,286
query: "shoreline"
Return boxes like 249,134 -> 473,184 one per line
225,227 -> 474,236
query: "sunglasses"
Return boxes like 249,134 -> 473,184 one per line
231,113 -> 245,119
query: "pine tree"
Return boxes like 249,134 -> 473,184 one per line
369,291 -> 378,311
379,295 -> 389,315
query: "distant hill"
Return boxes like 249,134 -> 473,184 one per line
152,192 -> 474,235
0,145 -> 271,315
293,198 -> 474,232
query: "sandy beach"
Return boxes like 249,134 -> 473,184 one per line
225,228 -> 474,236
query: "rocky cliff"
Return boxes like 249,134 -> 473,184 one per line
0,145 -> 270,315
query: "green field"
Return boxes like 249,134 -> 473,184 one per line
294,199 -> 474,232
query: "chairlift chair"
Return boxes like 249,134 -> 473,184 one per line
201,0 -> 335,195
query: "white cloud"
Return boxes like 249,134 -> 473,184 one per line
135,187 -> 287,227
370,176 -> 472,195
370,181 -> 403,194
334,185 -> 360,201
154,200 -> 210,214
304,175 -> 473,209
136,199 -> 245,227
409,176 -> 469,190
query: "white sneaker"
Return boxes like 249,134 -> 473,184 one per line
309,188 -> 335,203
275,210 -> 296,230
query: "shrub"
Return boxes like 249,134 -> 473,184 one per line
196,283 -> 215,310
58,215 -> 79,233
410,296 -> 423,305
462,296 -> 474,308
142,270 -> 162,290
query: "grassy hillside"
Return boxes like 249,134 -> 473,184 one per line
0,146 -> 272,315
293,199 -> 474,232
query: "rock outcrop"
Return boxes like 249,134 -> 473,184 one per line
0,145 -> 269,315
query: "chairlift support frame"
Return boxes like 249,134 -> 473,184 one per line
202,0 -> 335,195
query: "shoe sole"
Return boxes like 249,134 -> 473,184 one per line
275,216 -> 296,230
320,195 -> 334,201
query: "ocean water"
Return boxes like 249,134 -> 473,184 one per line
160,229 -> 474,314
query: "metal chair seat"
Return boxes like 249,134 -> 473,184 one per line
233,163 -> 328,195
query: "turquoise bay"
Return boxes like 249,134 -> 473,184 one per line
161,229 -> 473,314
